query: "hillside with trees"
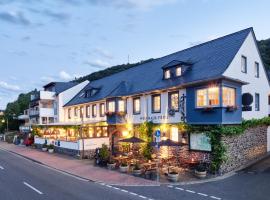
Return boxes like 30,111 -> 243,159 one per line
258,38 -> 270,69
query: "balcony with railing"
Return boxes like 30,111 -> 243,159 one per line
31,91 -> 55,101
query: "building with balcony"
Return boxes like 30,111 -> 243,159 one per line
34,28 -> 270,157
29,81 -> 89,125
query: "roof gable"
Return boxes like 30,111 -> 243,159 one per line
65,28 -> 252,107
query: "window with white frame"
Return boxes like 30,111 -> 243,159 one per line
86,105 -> 90,118
164,69 -> 170,79
108,101 -> 115,112
152,94 -> 161,113
74,107 -> 78,117
92,104 -> 97,117
68,108 -> 71,119
80,106 -> 84,118
241,55 -> 247,73
255,93 -> 260,111
176,67 -> 182,76
133,97 -> 141,114
255,62 -> 259,78
196,87 -> 219,107
222,87 -> 236,106
100,103 -> 105,117
118,100 -> 125,112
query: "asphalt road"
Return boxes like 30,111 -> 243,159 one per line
1,148 -> 270,200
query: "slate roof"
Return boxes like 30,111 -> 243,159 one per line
65,27 -> 253,107
44,82 -> 78,95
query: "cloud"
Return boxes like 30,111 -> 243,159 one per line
8,50 -> 28,56
0,81 -> 20,91
21,36 -> 31,41
40,76 -> 55,83
84,59 -> 110,69
91,48 -> 113,59
59,70 -> 73,81
42,9 -> 70,22
85,0 -> 177,10
0,11 -> 31,26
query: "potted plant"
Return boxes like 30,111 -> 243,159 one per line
132,163 -> 142,176
42,143 -> 47,152
99,144 -> 110,166
168,171 -> 179,182
195,162 -> 207,178
107,158 -> 116,170
47,144 -> 54,153
119,162 -> 129,173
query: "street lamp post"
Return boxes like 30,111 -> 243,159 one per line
80,110 -> 85,159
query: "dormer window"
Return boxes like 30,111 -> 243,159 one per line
85,88 -> 99,98
176,67 -> 182,76
164,69 -> 170,79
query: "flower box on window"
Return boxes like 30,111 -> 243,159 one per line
116,111 -> 126,117
105,111 -> 115,116
202,107 -> 214,112
226,105 -> 238,112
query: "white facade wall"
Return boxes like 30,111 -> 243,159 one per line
63,88 -> 186,125
64,100 -> 107,123
223,32 -> 270,120
58,80 -> 89,122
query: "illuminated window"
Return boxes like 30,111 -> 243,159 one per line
171,127 -> 179,142
152,94 -> 161,113
196,87 -> 219,107
176,67 -> 182,76
102,127 -> 108,137
164,69 -> 170,79
100,103 -> 105,117
255,62 -> 259,78
133,97 -> 141,114
222,87 -> 236,106
92,104 -> 97,117
241,55 -> 247,73
108,101 -> 115,112
88,127 -> 94,138
118,100 -> 125,112
169,92 -> 179,111
96,127 -> 102,137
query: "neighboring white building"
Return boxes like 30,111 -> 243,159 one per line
28,81 -> 89,125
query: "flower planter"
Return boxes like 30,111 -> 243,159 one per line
119,165 -> 129,173
132,169 -> 142,176
168,172 -> 179,182
48,149 -> 54,153
195,170 -> 207,178
107,163 -> 116,170
42,147 -> 47,152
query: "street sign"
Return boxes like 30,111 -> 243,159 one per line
155,130 -> 161,137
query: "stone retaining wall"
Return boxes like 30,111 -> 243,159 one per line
220,125 -> 268,174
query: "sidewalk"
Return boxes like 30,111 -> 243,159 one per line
0,142 -> 157,186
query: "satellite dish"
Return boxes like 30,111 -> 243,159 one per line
242,93 -> 253,106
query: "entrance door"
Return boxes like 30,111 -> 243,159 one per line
267,126 -> 270,152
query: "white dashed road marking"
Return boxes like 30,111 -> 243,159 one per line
210,196 -> 222,200
23,182 -> 43,195
198,192 -> 208,197
100,183 -> 155,200
168,185 -> 222,200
